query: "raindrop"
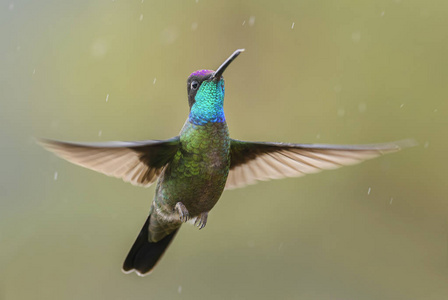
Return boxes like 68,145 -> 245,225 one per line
291,22 -> 295,29
32,69 -> 36,75
351,31 -> 361,43
9,3 -> 14,10
106,94 -> 109,102
380,11 -> 385,17
400,103 -> 404,108
54,171 -> 58,181
242,20 -> 246,26
139,14 -> 143,21
249,16 -> 255,26
367,187 -> 371,195
278,242 -> 283,251
358,103 -> 367,113
91,39 -> 108,58
389,198 -> 393,205
434,108 -> 438,113
337,108 -> 345,117
178,286 -> 182,294
160,27 -> 178,45
153,78 -> 157,84
191,22 -> 198,31
98,130 -> 102,137
424,141 -> 429,148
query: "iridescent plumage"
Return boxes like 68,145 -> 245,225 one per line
39,49 -> 415,276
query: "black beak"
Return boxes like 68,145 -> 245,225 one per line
211,49 -> 245,81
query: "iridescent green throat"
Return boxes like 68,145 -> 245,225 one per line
189,80 -> 226,126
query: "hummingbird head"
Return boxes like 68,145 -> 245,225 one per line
187,49 -> 244,126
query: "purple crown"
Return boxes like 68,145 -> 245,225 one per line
190,69 -> 214,77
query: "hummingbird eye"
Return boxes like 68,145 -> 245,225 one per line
191,81 -> 199,90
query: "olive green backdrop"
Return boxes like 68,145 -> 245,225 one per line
1,0 -> 447,299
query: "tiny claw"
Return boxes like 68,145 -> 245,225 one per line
195,212 -> 208,230
175,202 -> 190,223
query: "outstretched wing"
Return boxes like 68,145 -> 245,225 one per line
226,139 -> 415,190
39,137 -> 180,187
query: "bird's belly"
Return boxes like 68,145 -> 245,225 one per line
156,168 -> 228,217
156,156 -> 229,217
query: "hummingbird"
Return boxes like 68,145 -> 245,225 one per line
39,49 -> 414,276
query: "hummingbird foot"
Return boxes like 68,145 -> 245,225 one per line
175,202 -> 190,222
194,212 -> 208,230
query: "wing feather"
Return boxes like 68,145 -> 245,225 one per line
226,139 -> 416,189
39,137 -> 180,187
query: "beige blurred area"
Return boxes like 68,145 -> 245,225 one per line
1,1 -> 447,299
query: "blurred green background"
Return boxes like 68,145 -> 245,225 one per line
1,0 -> 448,299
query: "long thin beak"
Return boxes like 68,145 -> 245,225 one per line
211,49 -> 245,80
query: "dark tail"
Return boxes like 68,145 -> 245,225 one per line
122,215 -> 179,276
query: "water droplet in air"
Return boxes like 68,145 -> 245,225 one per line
54,172 -> 58,181
351,31 -> 361,43
249,16 -> 255,26
91,38 -> 108,58
160,27 -> 178,45
358,103 -> 367,112
278,242 -> 284,251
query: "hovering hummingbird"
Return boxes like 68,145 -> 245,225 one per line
40,49 -> 414,276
